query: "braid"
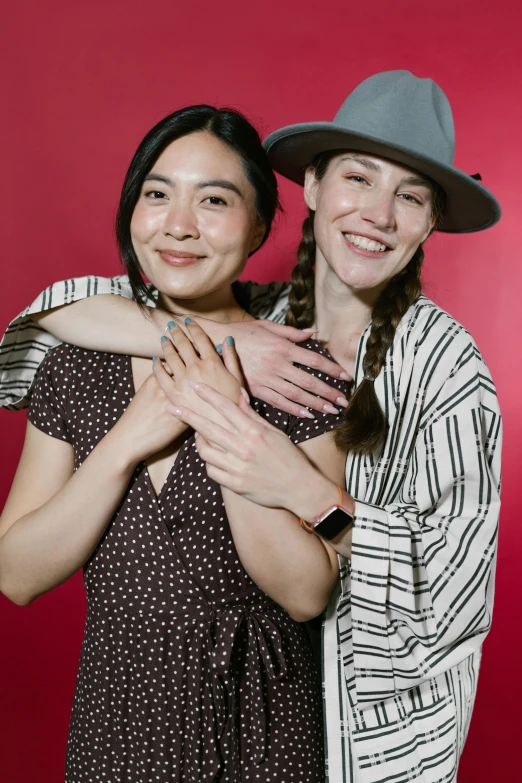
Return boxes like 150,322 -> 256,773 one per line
334,246 -> 424,454
285,212 -> 316,329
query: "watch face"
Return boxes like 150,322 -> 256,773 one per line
313,507 -> 353,541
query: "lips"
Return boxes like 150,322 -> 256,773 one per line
158,249 -> 204,267
342,232 -> 393,257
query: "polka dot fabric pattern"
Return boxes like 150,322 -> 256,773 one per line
27,341 -> 348,782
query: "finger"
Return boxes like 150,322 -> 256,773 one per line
221,336 -> 245,385
253,386 -> 317,419
184,318 -> 219,360
168,321 -> 200,365
166,404 -> 241,447
279,369 -> 348,410
194,430 -> 227,454
237,394 -> 280,433
187,381 -> 258,432
194,433 -> 240,471
153,356 -> 179,401
287,344 -> 351,381
159,335 -> 185,376
258,319 -> 316,342
203,463 -> 242,493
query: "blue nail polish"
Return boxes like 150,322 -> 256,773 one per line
185,317 -> 192,324
160,335 -> 168,343
216,344 -> 222,354
167,320 -> 175,329
226,336 -> 234,346
152,356 -> 157,362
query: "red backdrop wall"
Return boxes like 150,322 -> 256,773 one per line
1,1 -> 521,780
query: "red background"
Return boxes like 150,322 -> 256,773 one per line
1,1 -> 521,780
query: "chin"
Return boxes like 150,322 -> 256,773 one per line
156,283 -> 212,301
337,270 -> 386,291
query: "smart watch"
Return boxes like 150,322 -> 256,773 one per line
313,503 -> 354,540
300,484 -> 355,540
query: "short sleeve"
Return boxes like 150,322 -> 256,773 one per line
0,274 -> 140,411
27,345 -> 71,442
253,339 -> 350,446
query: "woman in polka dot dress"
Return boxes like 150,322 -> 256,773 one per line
0,105 -> 348,782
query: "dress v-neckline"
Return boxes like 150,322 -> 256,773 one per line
124,354 -> 193,503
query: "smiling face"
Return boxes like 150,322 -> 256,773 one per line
130,131 -> 265,310
304,152 -> 437,296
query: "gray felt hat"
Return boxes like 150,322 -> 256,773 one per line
263,70 -> 501,233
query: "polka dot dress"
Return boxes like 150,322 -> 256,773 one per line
28,341 -> 348,783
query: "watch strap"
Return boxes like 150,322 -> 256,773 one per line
300,484 -> 344,534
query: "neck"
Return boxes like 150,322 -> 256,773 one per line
157,284 -> 250,324
313,257 -> 384,348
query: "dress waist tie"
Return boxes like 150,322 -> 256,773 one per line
206,599 -> 289,779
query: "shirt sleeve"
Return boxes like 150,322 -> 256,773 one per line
1,277 -> 288,412
0,274 -> 146,411
26,345 -> 73,442
237,281 -> 291,323
348,346 -> 502,705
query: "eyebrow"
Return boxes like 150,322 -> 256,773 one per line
400,175 -> 432,190
341,155 -> 432,189
143,173 -> 244,198
341,154 -> 381,172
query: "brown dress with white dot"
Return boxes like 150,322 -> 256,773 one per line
28,341 -> 348,783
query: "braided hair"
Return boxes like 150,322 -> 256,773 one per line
285,151 -> 445,455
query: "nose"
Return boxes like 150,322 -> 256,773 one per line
164,198 -> 200,240
359,189 -> 396,231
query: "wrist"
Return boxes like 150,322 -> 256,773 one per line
293,471 -> 353,523
98,428 -> 142,475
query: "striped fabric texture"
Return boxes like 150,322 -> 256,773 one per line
0,276 -> 501,782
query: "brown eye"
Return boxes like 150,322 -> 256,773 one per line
345,175 -> 367,184
144,190 -> 167,199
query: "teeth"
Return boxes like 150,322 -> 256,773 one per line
345,233 -> 388,252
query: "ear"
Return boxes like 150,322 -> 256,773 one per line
248,220 -> 267,255
304,166 -> 319,211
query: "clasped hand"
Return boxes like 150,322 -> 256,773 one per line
167,379 -> 315,511
153,318 -> 244,426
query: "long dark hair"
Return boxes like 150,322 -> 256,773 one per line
116,105 -> 280,304
286,150 -> 446,455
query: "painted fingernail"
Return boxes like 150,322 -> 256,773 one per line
152,356 -> 157,362
188,380 -> 205,392
226,336 -> 234,346
166,405 -> 183,416
240,387 -> 250,403
167,321 -> 175,329
336,396 -> 348,407
216,344 -> 222,354
323,403 -> 339,415
194,431 -> 199,439
299,408 -> 315,419
340,371 -> 350,380
301,328 -> 315,333
185,317 -> 192,324
160,335 -> 168,343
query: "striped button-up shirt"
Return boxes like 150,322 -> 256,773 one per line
0,276 -> 501,782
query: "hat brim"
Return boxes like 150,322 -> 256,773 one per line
263,123 -> 501,233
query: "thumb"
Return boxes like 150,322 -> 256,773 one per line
221,336 -> 245,384
238,393 -> 279,432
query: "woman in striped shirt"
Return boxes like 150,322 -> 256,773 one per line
0,71 -> 502,781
